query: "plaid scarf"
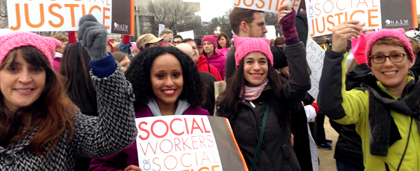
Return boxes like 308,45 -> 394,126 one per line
240,79 -> 269,101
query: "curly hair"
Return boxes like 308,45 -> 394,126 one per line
125,46 -> 204,109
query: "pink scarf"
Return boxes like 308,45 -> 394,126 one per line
240,79 -> 269,101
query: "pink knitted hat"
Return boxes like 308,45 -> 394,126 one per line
202,35 -> 218,48
0,32 -> 61,67
233,35 -> 273,68
130,42 -> 138,52
365,28 -> 414,67
351,33 -> 367,64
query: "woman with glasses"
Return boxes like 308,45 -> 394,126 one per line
318,21 -> 420,171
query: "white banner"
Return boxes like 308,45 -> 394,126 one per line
136,116 -> 223,171
233,0 -> 302,13
306,35 -> 325,98
7,0 -> 113,32
177,30 -> 195,40
305,0 -> 382,37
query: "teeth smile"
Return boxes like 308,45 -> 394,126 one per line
164,90 -> 174,93
17,89 -> 32,92
384,71 -> 396,75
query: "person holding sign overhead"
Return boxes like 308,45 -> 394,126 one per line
89,46 -> 209,171
216,3 -> 310,171
0,14 -> 137,170
318,21 -> 420,170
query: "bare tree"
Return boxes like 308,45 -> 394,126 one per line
0,0 -> 8,29
145,0 -> 197,35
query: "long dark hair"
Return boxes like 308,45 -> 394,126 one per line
0,46 -> 76,156
60,42 -> 98,116
126,46 -> 204,108
217,32 -> 232,49
217,58 -> 289,126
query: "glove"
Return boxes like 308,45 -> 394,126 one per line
78,14 -> 108,61
280,9 -> 299,45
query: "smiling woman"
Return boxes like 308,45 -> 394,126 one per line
0,14 -> 137,170
89,46 -> 210,171
318,22 -> 420,170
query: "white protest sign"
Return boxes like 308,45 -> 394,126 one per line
306,35 -> 325,98
158,24 -> 165,36
304,0 -> 381,37
265,25 -> 277,40
233,0 -> 301,13
7,0 -> 112,32
136,116 -> 223,171
178,30 -> 195,39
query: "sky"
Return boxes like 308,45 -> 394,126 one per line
185,0 -> 420,22
183,0 -> 233,22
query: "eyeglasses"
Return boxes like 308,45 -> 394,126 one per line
370,53 -> 406,64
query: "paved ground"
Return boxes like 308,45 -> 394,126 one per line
317,116 -> 339,171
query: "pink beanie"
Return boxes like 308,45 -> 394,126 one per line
202,35 -> 218,48
130,42 -> 138,53
0,32 -> 60,67
351,33 -> 367,64
234,35 -> 273,68
365,28 -> 414,67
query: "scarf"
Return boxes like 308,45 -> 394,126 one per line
362,74 -> 420,156
240,79 -> 269,101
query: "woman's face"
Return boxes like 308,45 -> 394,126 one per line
370,44 -> 412,91
243,52 -> 268,86
119,56 -> 131,73
218,36 -> 227,48
150,53 -> 183,107
0,51 -> 46,111
203,41 -> 214,56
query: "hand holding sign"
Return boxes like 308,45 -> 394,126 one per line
124,165 -> 142,171
331,20 -> 362,53
277,3 -> 293,23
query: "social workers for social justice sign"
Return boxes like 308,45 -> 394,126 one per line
304,0 -> 418,36
136,115 -> 248,171
7,0 -> 134,35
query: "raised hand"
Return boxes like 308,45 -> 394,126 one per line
331,20 -> 362,52
78,14 -> 108,61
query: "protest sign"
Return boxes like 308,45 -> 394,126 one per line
233,0 -> 302,13
265,25 -> 277,39
158,24 -> 165,36
178,30 -> 195,39
305,0 -> 418,37
135,115 -> 248,171
306,36 -> 325,98
7,0 -> 134,35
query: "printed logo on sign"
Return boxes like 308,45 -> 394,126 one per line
385,19 -> 410,27
113,22 -> 128,31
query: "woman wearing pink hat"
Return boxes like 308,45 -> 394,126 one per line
202,34 -> 227,79
318,21 -> 420,170
216,4 -> 310,171
0,14 -> 136,170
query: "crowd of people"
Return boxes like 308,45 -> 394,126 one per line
0,3 -> 420,171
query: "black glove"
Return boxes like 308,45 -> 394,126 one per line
78,14 -> 108,61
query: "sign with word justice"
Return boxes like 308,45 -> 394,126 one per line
7,0 -> 134,35
233,0 -> 303,13
305,0 -> 418,37
135,116 -> 248,171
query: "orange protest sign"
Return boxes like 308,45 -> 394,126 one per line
7,0 -> 134,35
305,0 -> 418,37
233,0 -> 301,13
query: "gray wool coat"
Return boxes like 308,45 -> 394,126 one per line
0,67 -> 137,171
